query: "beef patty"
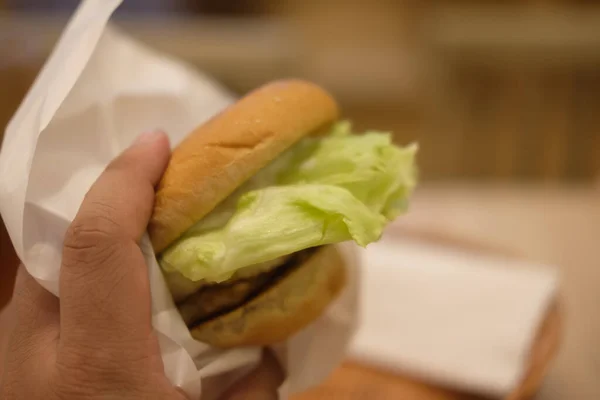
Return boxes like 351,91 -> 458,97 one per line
177,248 -> 318,327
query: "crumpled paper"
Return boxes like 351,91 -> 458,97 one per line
0,0 -> 359,398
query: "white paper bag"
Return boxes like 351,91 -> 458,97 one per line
0,0 -> 359,398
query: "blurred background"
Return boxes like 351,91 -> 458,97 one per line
1,0 -> 600,183
1,1 -> 599,399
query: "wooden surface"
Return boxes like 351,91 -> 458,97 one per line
296,362 -> 479,400
294,183 -> 600,400
292,223 -> 562,400
370,184 -> 600,400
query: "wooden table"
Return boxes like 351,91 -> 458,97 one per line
294,183 -> 599,400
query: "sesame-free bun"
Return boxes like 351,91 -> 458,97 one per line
149,79 -> 340,253
149,79 -> 346,348
188,245 -> 347,348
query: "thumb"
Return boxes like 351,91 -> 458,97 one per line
59,131 -> 170,347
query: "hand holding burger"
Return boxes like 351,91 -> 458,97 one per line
0,79 -> 417,400
0,130 -> 283,399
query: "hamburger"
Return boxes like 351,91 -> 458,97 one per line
149,79 -> 417,348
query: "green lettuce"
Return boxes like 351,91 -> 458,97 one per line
159,121 -> 418,284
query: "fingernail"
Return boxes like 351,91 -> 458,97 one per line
133,130 -> 165,146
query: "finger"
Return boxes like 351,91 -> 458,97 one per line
59,131 -> 170,347
220,350 -> 285,400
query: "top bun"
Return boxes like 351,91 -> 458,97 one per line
149,79 -> 340,253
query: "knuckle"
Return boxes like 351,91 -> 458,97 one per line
63,209 -> 123,268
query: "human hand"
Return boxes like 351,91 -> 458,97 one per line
0,131 -> 283,399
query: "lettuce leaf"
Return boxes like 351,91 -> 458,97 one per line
159,121 -> 418,284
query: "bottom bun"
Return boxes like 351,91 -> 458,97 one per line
189,245 -> 347,348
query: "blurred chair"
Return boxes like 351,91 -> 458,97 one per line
264,1 -> 600,182
423,2 -> 600,181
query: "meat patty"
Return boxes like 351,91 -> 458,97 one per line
178,248 -> 317,327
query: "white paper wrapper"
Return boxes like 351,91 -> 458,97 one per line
349,235 -> 558,397
0,0 -> 359,398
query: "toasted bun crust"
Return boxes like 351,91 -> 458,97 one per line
149,79 -> 340,253
189,245 -> 347,348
